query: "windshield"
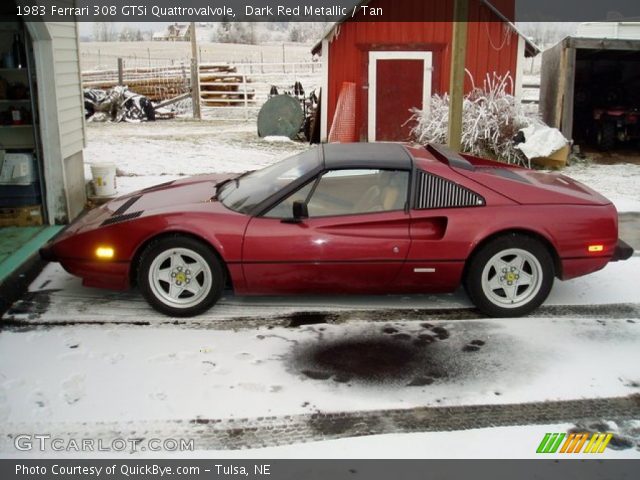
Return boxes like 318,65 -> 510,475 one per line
218,149 -> 320,214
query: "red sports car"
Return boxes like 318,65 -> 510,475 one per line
41,144 -> 633,317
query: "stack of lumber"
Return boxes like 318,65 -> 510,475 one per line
81,63 -> 255,106
199,64 -> 255,107
82,65 -> 190,102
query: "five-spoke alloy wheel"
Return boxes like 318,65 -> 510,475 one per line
138,236 -> 224,317
464,234 -> 554,317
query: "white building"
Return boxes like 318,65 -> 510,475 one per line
1,17 -> 86,224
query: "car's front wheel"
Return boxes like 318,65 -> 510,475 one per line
464,234 -> 554,317
138,236 -> 224,317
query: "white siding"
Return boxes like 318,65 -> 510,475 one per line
28,18 -> 86,223
48,21 -> 85,159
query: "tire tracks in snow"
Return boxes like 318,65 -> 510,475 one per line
1,395 -> 639,452
2,301 -> 640,331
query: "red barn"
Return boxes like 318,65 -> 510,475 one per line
312,0 -> 539,142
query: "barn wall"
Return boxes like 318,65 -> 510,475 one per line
325,0 -> 520,140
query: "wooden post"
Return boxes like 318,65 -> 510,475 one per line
117,57 -> 124,85
447,0 -> 468,151
242,74 -> 249,122
190,22 -> 201,120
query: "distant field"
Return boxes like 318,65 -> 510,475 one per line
80,41 -> 315,70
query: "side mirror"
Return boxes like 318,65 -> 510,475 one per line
292,200 -> 309,221
282,201 -> 308,224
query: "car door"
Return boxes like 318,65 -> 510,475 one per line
242,168 -> 412,294
396,168 -> 488,292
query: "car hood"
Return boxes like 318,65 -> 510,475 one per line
66,173 -> 236,236
458,165 -> 612,206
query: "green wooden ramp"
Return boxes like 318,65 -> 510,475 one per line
0,226 -> 63,285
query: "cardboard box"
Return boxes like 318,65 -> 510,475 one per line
531,144 -> 570,169
0,204 -> 43,227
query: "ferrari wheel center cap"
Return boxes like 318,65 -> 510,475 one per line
175,272 -> 187,283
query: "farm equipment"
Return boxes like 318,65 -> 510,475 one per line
84,86 -> 156,123
593,106 -> 640,150
257,81 -> 320,142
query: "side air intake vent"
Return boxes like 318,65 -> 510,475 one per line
415,171 -> 485,209
100,211 -> 143,226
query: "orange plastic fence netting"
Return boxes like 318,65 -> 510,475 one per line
328,81 -> 357,143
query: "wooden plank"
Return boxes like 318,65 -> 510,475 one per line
561,47 -> 577,139
567,37 -> 640,52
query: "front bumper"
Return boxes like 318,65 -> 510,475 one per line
39,244 -> 56,261
611,239 -> 634,262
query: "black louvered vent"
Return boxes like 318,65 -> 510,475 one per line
100,211 -> 143,226
112,195 -> 141,216
415,171 -> 485,209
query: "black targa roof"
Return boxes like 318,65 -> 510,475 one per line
321,143 -> 413,170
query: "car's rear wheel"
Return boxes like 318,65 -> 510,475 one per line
138,236 -> 224,317
464,234 -> 554,317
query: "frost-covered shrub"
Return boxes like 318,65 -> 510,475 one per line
411,72 -> 539,166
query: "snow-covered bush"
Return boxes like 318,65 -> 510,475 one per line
411,72 -> 539,166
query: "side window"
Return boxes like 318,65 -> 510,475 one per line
306,169 -> 409,217
264,181 -> 315,219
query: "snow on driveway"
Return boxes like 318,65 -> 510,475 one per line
5,257 -> 639,326
1,260 -> 639,445
1,316 -> 639,426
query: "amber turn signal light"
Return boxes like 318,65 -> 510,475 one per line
587,244 -> 604,253
96,246 -> 115,259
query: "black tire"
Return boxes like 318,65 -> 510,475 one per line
137,235 -> 224,317
597,120 -> 616,151
464,234 -> 554,317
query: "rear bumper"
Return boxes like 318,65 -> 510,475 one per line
612,239 -> 634,262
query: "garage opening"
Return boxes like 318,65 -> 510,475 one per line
572,49 -> 640,152
0,18 -> 59,297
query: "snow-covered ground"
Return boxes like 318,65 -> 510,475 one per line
2,119 -> 640,458
1,258 -> 640,457
563,162 -> 640,213
83,121 -> 640,217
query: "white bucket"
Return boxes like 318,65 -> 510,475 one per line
91,163 -> 117,197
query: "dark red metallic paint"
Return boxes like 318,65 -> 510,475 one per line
42,146 -> 623,299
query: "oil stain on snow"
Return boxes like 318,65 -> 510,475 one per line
288,322 -> 500,388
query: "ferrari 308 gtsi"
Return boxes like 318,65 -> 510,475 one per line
41,143 -> 633,317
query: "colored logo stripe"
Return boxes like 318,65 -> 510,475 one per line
536,433 -> 565,453
537,433 -> 612,454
